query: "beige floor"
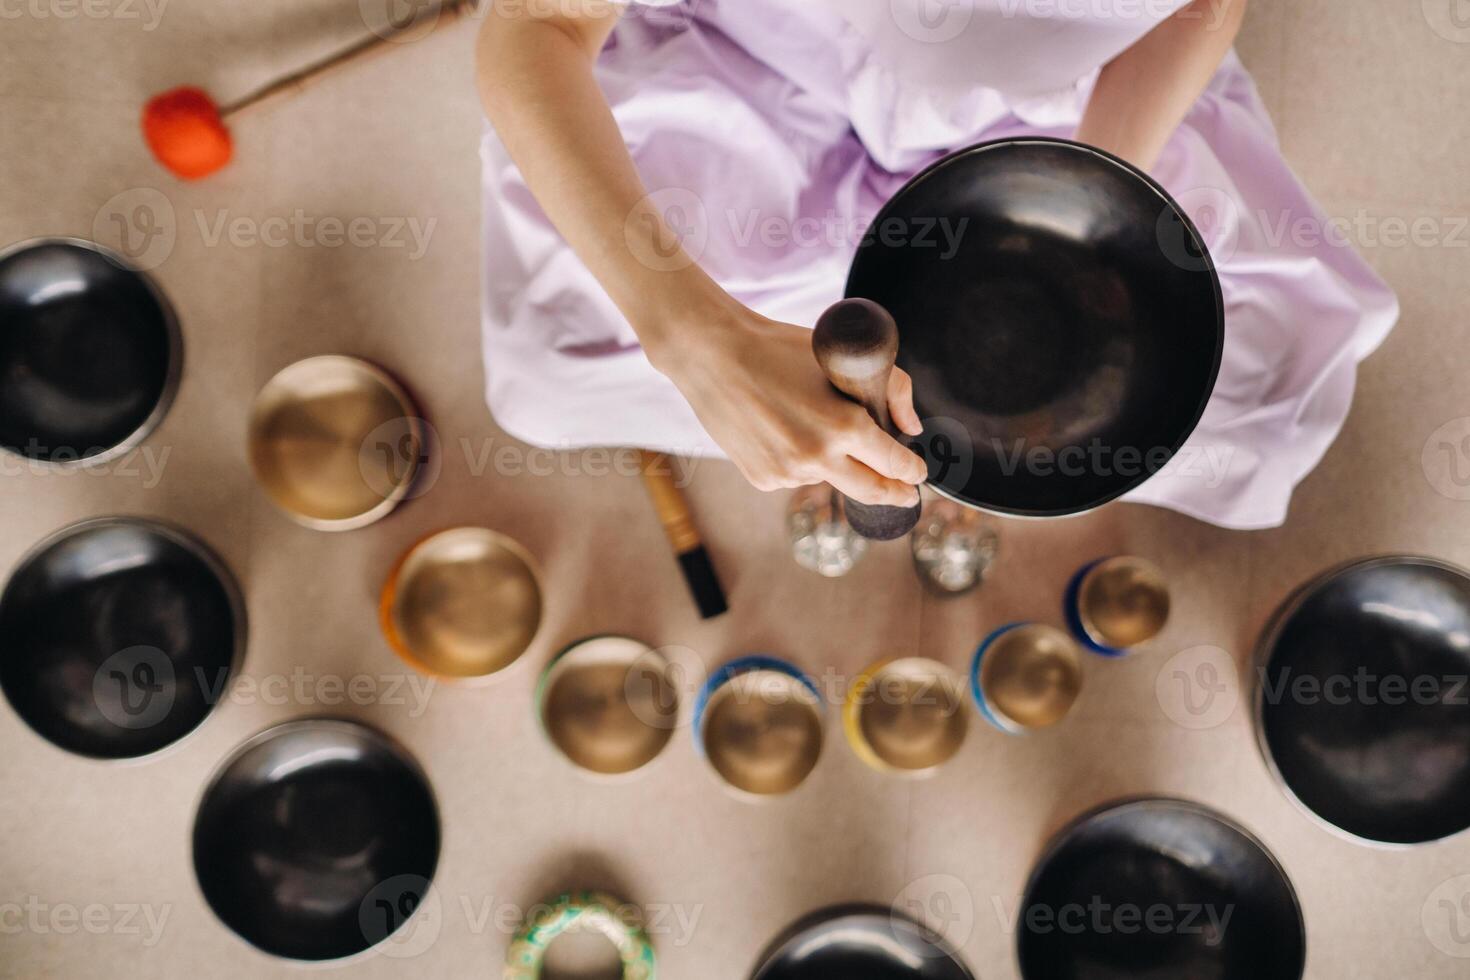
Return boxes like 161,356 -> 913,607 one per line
1,1 -> 1468,978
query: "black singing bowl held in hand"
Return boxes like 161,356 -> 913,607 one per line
0,517 -> 244,759
1256,556 -> 1470,845
0,239 -> 181,464
1017,798 -> 1304,980
847,138 -> 1223,517
193,719 -> 441,961
751,904 -> 974,980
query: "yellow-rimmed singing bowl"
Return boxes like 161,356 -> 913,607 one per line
537,636 -> 678,776
380,527 -> 542,680
844,657 -> 968,775
248,355 -> 422,531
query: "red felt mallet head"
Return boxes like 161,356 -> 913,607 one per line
142,87 -> 234,181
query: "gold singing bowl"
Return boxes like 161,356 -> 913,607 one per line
248,355 -> 422,531
538,636 -> 678,775
845,658 -> 968,774
1077,557 -> 1171,651
380,527 -> 542,679
975,624 -> 1083,732
701,668 -> 824,797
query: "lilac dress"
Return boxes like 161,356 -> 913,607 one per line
479,0 -> 1398,529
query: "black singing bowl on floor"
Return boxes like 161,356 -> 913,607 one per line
0,239 -> 181,465
1017,798 -> 1304,980
751,904 -> 974,980
0,517 -> 244,759
193,719 -> 441,961
1256,556 -> 1470,845
847,138 -> 1223,517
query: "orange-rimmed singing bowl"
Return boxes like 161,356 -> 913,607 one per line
380,527 -> 542,680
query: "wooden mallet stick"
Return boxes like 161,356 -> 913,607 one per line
142,0 -> 478,180
812,298 -> 924,541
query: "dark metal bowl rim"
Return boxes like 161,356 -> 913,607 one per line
0,236 -> 184,469
1250,553 -> 1470,849
1015,795 -> 1306,980
189,716 -> 442,964
0,514 -> 247,765
845,136 -> 1225,519
749,901 -> 976,980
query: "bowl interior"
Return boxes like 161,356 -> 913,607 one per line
702,669 -> 823,796
855,658 -> 968,772
193,720 -> 440,961
1259,557 -> 1470,844
847,139 -> 1222,516
540,636 -> 677,775
0,519 -> 241,758
1017,799 -> 1304,980
388,527 -> 542,678
0,240 -> 178,462
248,355 -> 419,527
976,624 -> 1082,731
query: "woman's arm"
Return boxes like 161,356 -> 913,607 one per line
476,3 -> 925,506
1075,0 -> 1248,171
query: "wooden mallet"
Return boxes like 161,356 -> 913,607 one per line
141,0 -> 477,180
812,298 -> 925,541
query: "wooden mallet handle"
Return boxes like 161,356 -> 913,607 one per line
812,299 -> 923,541
221,0 -> 479,118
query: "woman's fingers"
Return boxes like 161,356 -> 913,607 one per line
887,367 -> 924,437
843,416 -> 928,487
826,457 -> 921,508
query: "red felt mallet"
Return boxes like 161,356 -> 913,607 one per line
142,0 -> 477,181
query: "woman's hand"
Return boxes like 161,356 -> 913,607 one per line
477,8 -> 924,505
650,309 -> 927,507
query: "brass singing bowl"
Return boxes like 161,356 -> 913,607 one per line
698,659 -> 824,797
380,527 -> 542,680
248,355 -> 422,531
972,624 -> 1083,732
845,657 -> 968,774
1070,556 -> 1170,653
538,636 -> 677,775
